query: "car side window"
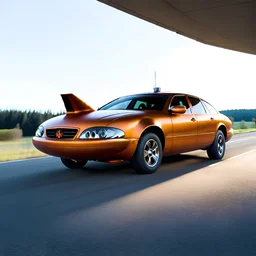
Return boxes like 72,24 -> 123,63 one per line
134,100 -> 147,110
169,95 -> 191,114
202,100 -> 218,114
107,100 -> 132,110
188,96 -> 206,114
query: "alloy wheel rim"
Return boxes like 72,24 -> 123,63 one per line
144,139 -> 159,167
217,134 -> 224,156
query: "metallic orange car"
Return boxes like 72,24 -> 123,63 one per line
32,88 -> 233,174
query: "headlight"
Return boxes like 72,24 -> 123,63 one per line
35,125 -> 44,137
79,127 -> 125,139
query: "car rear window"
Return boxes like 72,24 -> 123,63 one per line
202,100 -> 219,114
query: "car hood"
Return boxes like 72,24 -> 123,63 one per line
42,110 -> 145,129
84,110 -> 138,121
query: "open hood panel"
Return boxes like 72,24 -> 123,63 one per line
61,94 -> 94,114
98,0 -> 256,55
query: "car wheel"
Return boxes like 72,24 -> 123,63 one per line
131,133 -> 163,174
207,130 -> 226,160
60,158 -> 88,169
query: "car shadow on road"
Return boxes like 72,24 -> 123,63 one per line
57,153 -> 222,214
0,153 -> 220,201
84,153 -> 214,175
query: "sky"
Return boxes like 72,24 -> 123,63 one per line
0,0 -> 255,112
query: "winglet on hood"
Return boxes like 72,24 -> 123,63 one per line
61,94 -> 94,114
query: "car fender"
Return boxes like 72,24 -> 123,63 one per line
134,117 -> 162,137
217,122 -> 226,130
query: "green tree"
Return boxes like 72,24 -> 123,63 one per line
0,110 -> 64,136
220,109 -> 256,121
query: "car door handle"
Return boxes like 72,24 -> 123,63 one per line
210,117 -> 215,121
191,117 -> 196,122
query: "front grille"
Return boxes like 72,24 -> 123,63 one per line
46,129 -> 78,139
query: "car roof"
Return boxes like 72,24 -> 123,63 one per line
123,92 -> 200,98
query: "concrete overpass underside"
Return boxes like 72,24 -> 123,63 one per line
98,0 -> 256,55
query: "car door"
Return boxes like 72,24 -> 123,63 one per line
188,96 -> 216,148
169,95 -> 197,154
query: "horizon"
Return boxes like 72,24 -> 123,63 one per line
1,104 -> 256,113
0,0 -> 256,112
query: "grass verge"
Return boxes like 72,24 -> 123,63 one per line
0,137 -> 46,162
234,128 -> 256,134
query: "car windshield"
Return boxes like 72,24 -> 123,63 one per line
99,95 -> 168,111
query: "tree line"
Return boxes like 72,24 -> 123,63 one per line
220,109 -> 256,122
0,110 -> 64,137
0,109 -> 255,137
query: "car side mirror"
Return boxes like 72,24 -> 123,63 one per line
169,105 -> 186,114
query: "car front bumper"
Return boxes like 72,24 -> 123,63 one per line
32,137 -> 138,161
226,128 -> 234,142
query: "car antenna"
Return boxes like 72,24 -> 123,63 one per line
153,71 -> 161,93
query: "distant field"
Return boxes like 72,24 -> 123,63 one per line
0,137 -> 45,162
232,121 -> 255,129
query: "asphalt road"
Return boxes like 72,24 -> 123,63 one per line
0,133 -> 256,256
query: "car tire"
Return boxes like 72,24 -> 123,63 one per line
207,130 -> 226,160
131,133 -> 163,174
61,158 -> 88,169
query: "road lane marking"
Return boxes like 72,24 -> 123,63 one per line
0,156 -> 51,165
229,137 -> 256,143
208,149 -> 256,168
226,149 -> 256,161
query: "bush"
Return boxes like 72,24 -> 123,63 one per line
0,128 -> 23,141
240,120 -> 248,129
253,118 -> 256,128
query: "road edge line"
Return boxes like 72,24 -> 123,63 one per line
208,149 -> 256,168
0,156 -> 51,165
